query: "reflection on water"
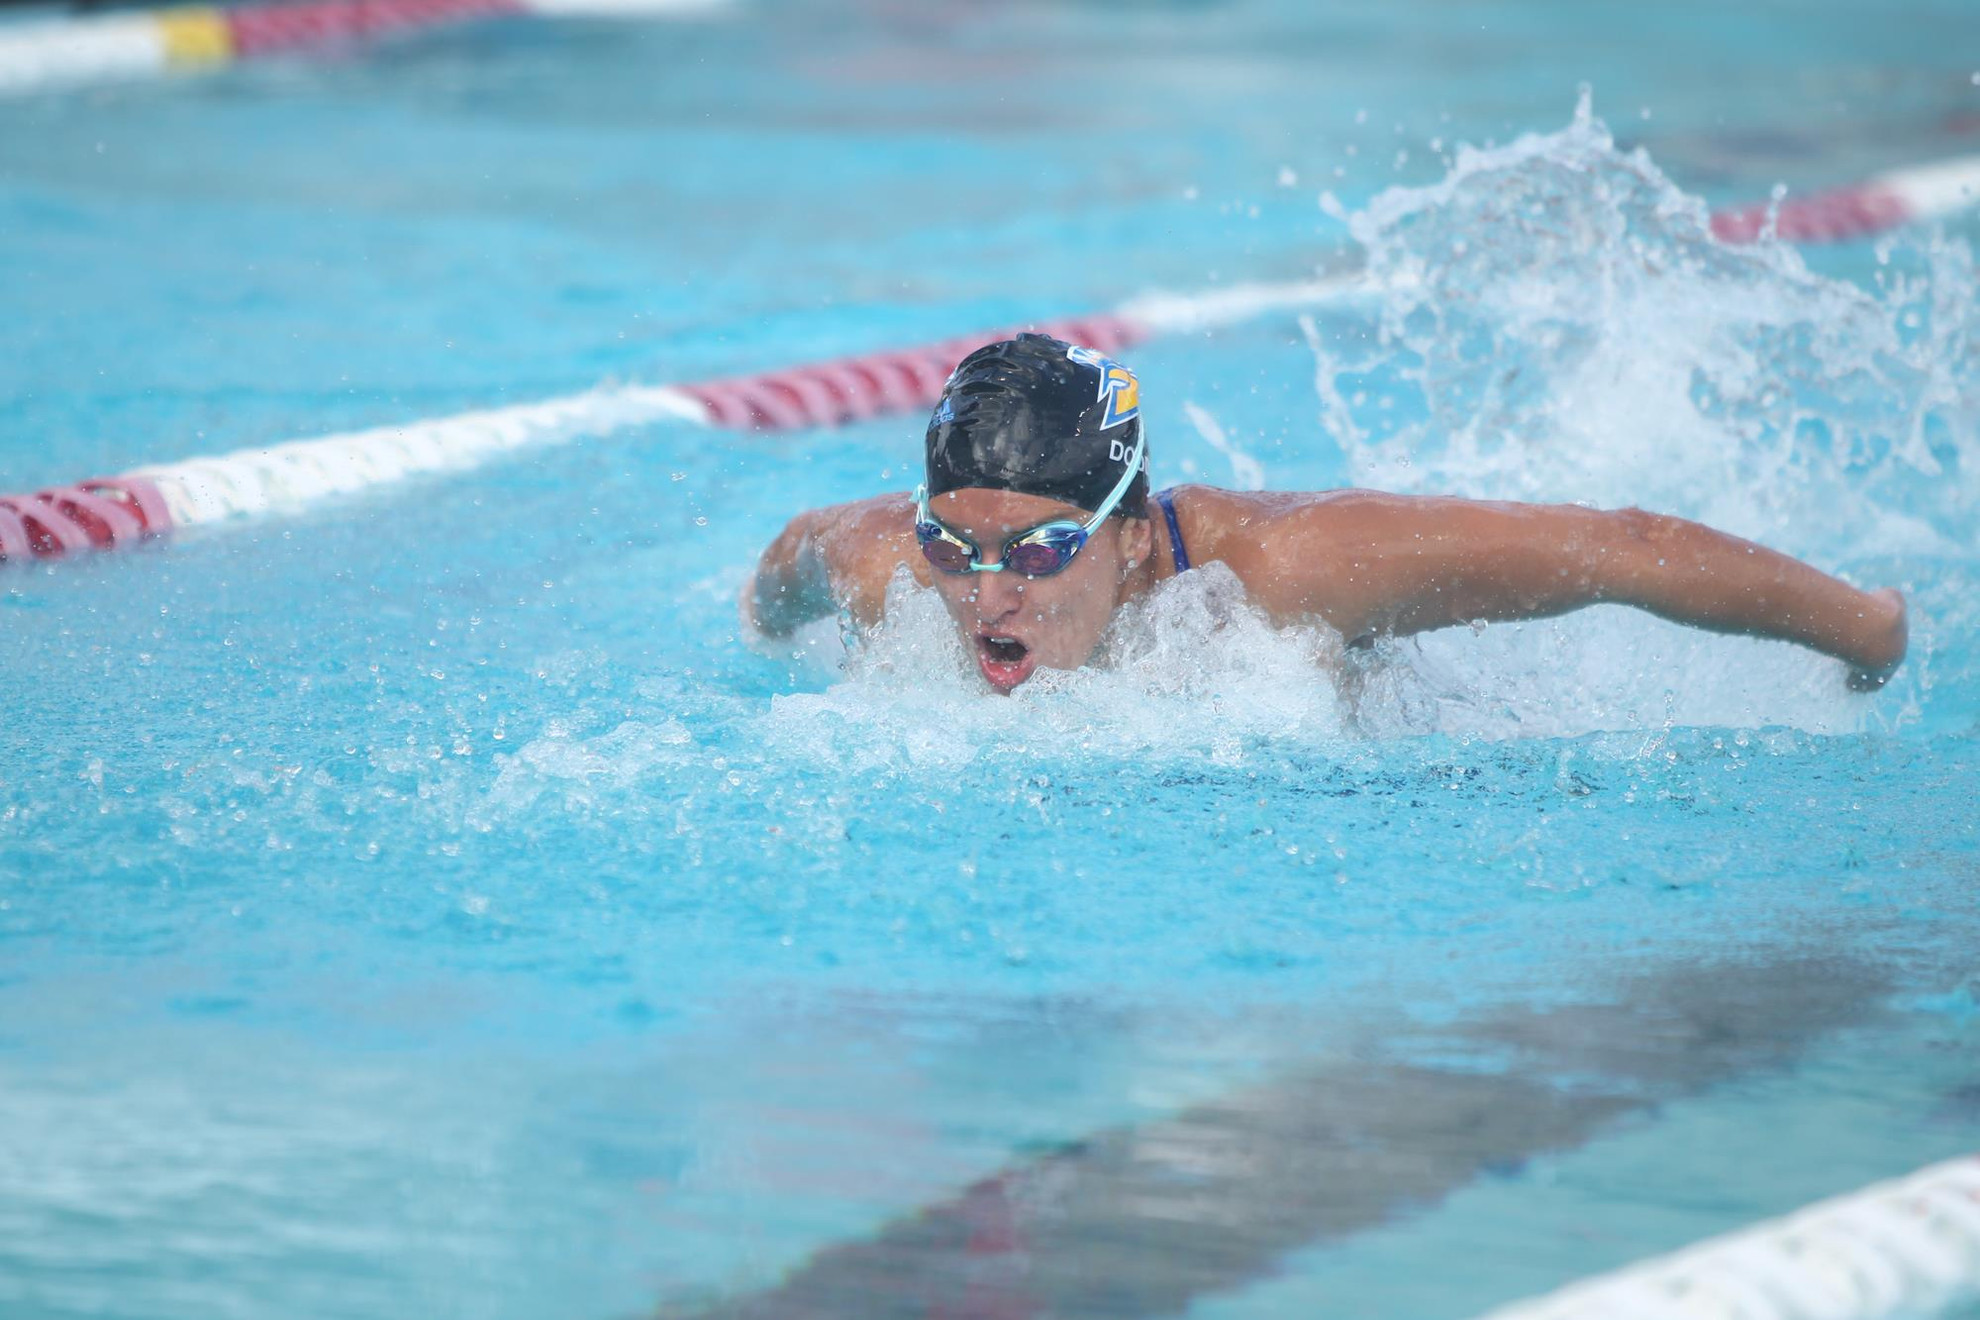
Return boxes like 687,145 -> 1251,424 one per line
677,955 -> 1881,1318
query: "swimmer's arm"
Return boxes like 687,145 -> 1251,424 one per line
1250,493 -> 1908,689
743,494 -> 917,637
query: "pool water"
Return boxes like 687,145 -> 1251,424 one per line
2,3 -> 1978,1317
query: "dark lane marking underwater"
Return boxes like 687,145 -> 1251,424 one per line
663,955 -> 1884,1319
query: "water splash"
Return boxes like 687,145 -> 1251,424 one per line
1311,91 -> 1977,555
1292,94 -> 1978,736
763,565 -> 1349,771
474,717 -> 694,825
1181,401 -> 1268,490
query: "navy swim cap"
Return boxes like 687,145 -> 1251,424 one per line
924,333 -> 1149,518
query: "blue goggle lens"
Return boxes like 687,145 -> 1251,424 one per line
915,521 -> 1085,578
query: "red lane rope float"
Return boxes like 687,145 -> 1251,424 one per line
0,506 -> 31,561
81,477 -> 176,538
2,156 -> 1975,567
1711,184 -> 1913,245
1709,155 -> 1980,243
0,479 -> 172,559
224,0 -> 522,57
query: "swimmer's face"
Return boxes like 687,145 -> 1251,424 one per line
921,488 -> 1152,694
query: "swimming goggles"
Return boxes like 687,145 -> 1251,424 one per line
913,433 -> 1146,578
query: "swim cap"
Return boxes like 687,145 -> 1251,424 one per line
924,333 -> 1149,518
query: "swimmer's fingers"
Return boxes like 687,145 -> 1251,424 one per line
1844,587 -> 1907,692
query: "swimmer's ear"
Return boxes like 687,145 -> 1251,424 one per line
1118,514 -> 1153,570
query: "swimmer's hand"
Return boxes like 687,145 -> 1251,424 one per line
1843,588 -> 1907,692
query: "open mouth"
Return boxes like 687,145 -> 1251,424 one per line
975,633 -> 1037,692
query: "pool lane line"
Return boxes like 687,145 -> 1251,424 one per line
0,288 -> 1347,564
655,956 -> 1884,1318
0,0 -> 727,96
1471,1154 -> 1980,1320
3,155 -> 1978,568
1711,154 -> 1980,244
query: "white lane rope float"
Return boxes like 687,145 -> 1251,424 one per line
1471,1154 -> 1980,1320
0,0 -> 726,98
2,159 -> 1978,566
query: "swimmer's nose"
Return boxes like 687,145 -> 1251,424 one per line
969,569 -> 1026,623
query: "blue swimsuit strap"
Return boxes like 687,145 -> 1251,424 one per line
1154,487 -> 1191,574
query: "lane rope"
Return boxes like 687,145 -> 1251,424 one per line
2,159 -> 1977,565
0,0 -> 726,96
1709,156 -> 1980,244
1472,1154 -> 1980,1320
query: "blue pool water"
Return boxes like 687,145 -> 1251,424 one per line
2,3 -> 1978,1317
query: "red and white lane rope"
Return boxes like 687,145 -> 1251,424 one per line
1710,156 -> 1980,245
2,153 -> 1977,566
0,0 -> 725,97
0,280 -> 1344,561
1473,1155 -> 1980,1320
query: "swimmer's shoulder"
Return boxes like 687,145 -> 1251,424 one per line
820,489 -> 916,542
816,491 -> 929,612
1159,485 -> 1369,564
1163,486 -> 1399,624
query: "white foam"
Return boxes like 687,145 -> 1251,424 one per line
472,717 -> 693,827
1321,94 -> 1978,551
762,565 -> 1351,772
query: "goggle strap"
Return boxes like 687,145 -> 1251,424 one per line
1082,431 -> 1147,527
914,437 -> 1141,574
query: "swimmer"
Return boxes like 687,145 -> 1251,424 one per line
746,333 -> 1908,695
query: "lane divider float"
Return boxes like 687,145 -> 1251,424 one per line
0,0 -> 725,96
1472,1154 -> 1980,1320
1711,156 -> 1980,244
0,284 -> 1339,561
2,157 -> 1977,566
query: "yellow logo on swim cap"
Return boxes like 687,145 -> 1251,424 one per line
1101,364 -> 1140,429
1066,345 -> 1141,430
